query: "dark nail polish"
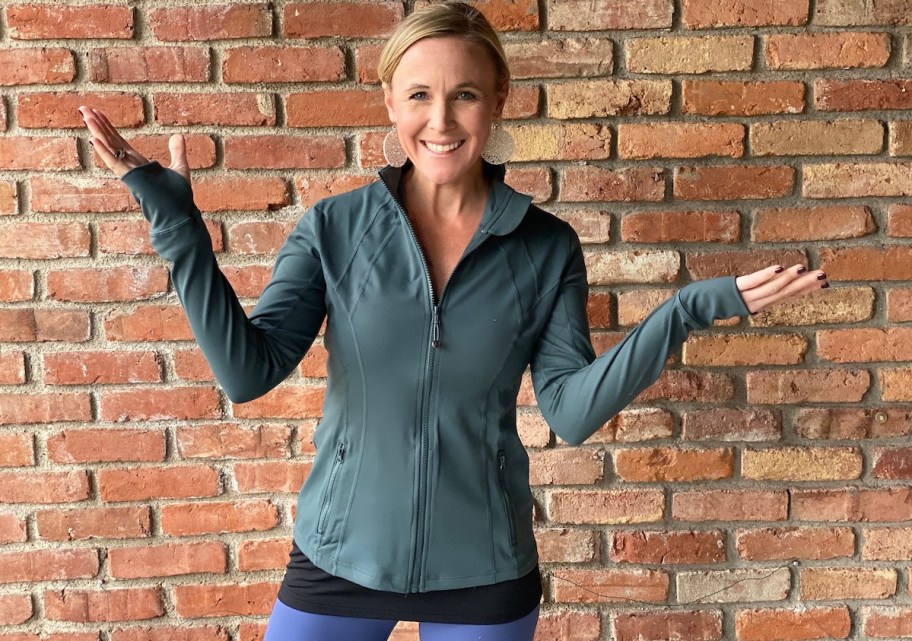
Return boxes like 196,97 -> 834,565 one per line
774,266 -> 784,273
88,140 -> 93,147
821,282 -> 830,289
817,273 -> 827,280
797,266 -> 807,274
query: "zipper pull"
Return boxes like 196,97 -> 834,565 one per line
337,442 -> 345,461
498,450 -> 506,470
431,304 -> 441,349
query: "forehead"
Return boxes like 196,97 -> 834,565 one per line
391,36 -> 496,87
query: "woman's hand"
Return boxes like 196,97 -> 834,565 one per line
79,106 -> 190,183
736,264 -> 829,314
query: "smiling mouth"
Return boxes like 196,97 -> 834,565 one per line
423,140 -> 464,153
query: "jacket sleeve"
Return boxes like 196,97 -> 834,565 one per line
121,161 -> 327,403
530,236 -> 751,446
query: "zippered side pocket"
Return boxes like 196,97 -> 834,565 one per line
317,442 -> 345,535
497,450 -> 517,546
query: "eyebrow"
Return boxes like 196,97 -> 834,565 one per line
403,82 -> 483,91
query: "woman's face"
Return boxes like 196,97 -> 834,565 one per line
383,36 -> 508,187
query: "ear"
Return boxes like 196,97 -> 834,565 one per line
382,82 -> 397,123
493,82 -> 510,119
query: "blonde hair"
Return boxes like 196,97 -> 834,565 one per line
377,2 -> 510,90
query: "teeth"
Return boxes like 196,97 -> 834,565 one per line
425,141 -> 462,153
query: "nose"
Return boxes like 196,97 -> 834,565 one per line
428,97 -> 453,131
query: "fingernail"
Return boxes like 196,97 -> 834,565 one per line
817,273 -> 827,280
821,282 -> 830,289
88,140 -> 93,147
774,266 -> 784,273
797,266 -> 807,274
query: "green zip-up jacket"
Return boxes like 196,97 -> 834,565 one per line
122,160 -> 751,594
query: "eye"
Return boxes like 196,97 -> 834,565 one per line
456,91 -> 478,101
409,91 -> 428,100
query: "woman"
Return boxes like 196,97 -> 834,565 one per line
80,3 -> 829,639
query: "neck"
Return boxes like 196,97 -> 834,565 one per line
401,162 -> 489,222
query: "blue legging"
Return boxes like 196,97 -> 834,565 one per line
264,598 -> 539,641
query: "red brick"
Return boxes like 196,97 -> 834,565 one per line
743,447 -> 863,481
0,512 -> 26,543
97,466 -> 220,502
231,385 -> 324,420
888,288 -> 912,321
675,165 -> 795,200
286,90 -> 387,127
547,490 -> 665,524
619,123 -> 744,159
0,594 -> 32,625
682,409 -> 781,441
0,180 -> 16,214
804,162 -> 912,197
237,624 -> 267,641
503,85 -> 541,119
767,32 -> 890,70
18,92 -> 142,129
534,611 -> 602,641
736,527 -> 854,560
36,506 -> 151,541
534,528 -> 599,563
687,249 -> 807,278
683,334 -> 807,366
173,583 -> 278,618
0,392 -> 90,425
30,176 -> 136,213
0,470 -> 89,504
528,449 -> 604,485
223,46 -> 344,83
505,37 -> 615,79
815,0 -> 912,26
864,527 -> 912,560
0,433 -> 32,467
751,205 -> 874,241
615,448 -> 734,482
172,349 -> 213,382
816,79 -> 912,111
47,428 -> 164,464
890,121 -> 912,156
511,123 -> 611,162
44,588 -> 163,622
801,567 -> 896,600
795,408 -> 912,439
683,0 -> 807,27
98,218 -> 223,256
872,447 -> 912,480
44,351 -> 161,386
577,408 -> 672,444
864,607 -> 912,638
736,607 -> 850,640
621,210 -> 739,243
818,328 -> 912,363
0,548 -> 98,583
88,47 -> 210,83
355,44 -> 382,84
296,174 -> 376,207
0,222 -> 90,259
673,490 -> 788,522
283,2 -> 402,37
584,250 -> 679,285
194,176 -> 289,212
611,530 -> 725,564
747,370 -> 870,404
148,4 -> 272,40
0,309 -> 90,343
792,488 -> 912,522
233,461 -> 312,494
0,101 -> 5,132
104,305 -> 193,342
7,4 -> 133,39
110,627 -> 228,641
298,344 -> 328,378
627,36 -> 754,74
890,204 -> 912,236
548,80 -> 672,119
110,541 -> 226,579
0,270 -> 32,301
93,134 -> 217,170
547,0 -> 672,30
0,136 -> 79,170
752,120 -> 883,156
0,48 -> 75,85
0,634 -> 99,641
161,500 -> 279,536
683,80 -> 805,116
637,371 -> 734,403
176,423 -> 291,460
613,610 -> 722,641
559,166 -> 664,202
99,388 -> 221,422
154,93 -> 275,126
220,265 -> 270,299
47,266 -> 167,303
819,247 -> 912,281
238,538 -> 292,571
505,166 -> 552,202
0,352 -> 26,385
224,135 -> 344,170
551,568 -> 668,603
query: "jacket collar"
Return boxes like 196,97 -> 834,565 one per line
378,161 -> 532,237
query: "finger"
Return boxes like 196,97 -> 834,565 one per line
88,107 -> 129,148
168,134 -> 191,183
735,264 -> 785,292
749,271 -> 829,312
739,264 -> 808,304
87,136 -> 128,176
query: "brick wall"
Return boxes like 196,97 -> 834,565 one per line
1,0 -> 910,640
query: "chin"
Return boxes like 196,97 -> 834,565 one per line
410,153 -> 483,186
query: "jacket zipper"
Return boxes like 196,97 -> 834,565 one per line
497,450 -> 517,546
317,442 -> 345,535
382,178 -> 491,590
